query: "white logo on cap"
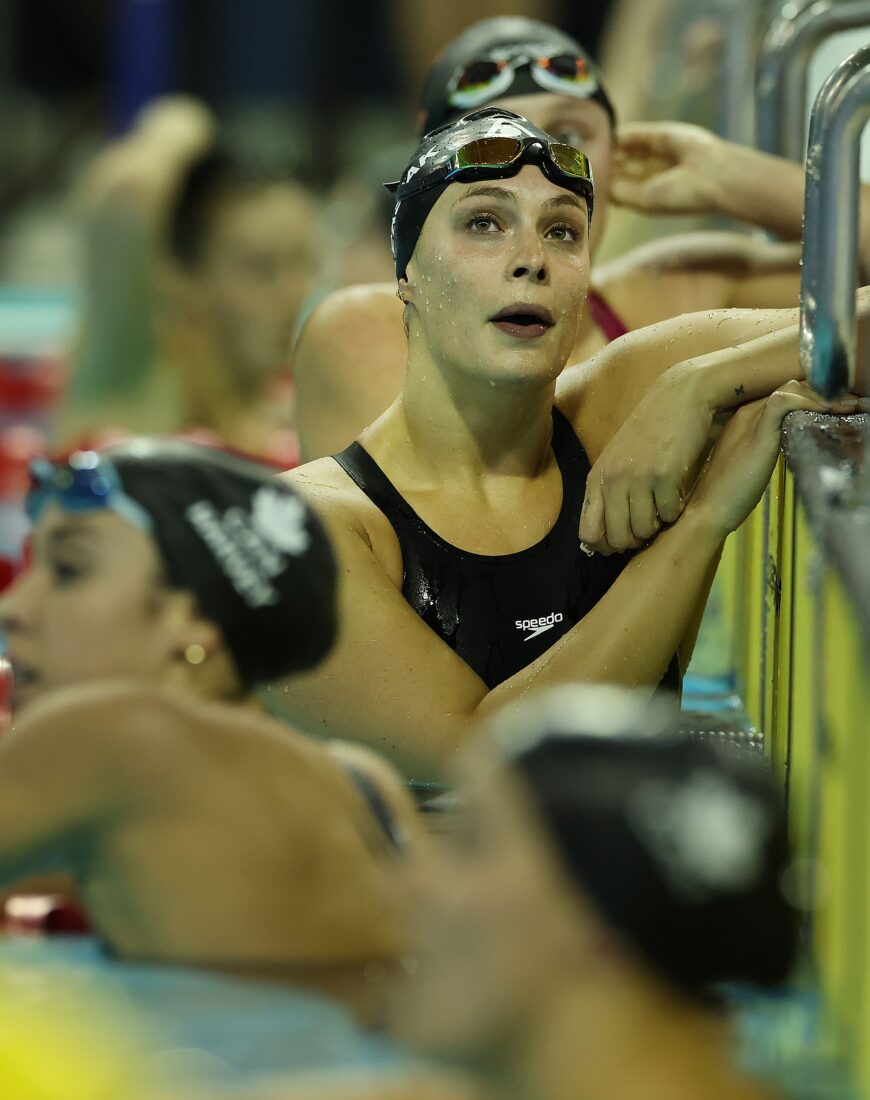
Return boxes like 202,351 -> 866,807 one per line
626,769 -> 770,901
251,487 -> 311,556
484,117 -> 538,139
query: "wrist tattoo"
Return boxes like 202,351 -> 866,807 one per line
735,384 -> 745,397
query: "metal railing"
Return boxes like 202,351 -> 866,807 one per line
800,45 -> 870,397
756,0 -> 870,159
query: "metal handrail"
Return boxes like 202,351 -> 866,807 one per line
800,45 -> 870,397
756,0 -> 870,159
716,0 -> 769,143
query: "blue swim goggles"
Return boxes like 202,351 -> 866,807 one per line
27,451 -> 153,533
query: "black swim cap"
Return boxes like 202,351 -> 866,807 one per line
389,107 -> 593,281
419,17 -> 616,136
106,440 -> 337,687
496,687 -> 797,998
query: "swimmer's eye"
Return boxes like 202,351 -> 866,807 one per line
546,222 -> 582,242
50,559 -> 87,585
465,213 -> 502,234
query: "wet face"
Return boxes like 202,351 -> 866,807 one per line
404,164 -> 590,387
191,184 -> 321,386
489,94 -> 612,256
388,751 -> 590,1060
0,507 -> 195,712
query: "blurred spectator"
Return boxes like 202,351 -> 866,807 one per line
57,96 -> 322,466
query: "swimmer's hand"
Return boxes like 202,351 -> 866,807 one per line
610,122 -> 727,217
79,96 -> 216,225
580,364 -> 716,555
686,382 -> 863,537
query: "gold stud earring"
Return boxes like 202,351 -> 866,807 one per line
184,643 -> 207,666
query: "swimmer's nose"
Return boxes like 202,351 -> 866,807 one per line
510,229 -> 548,285
512,261 -> 547,283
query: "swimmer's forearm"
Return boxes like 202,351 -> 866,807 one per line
478,512 -> 723,710
685,287 -> 870,412
707,143 -> 806,241
712,145 -> 870,278
682,318 -> 803,414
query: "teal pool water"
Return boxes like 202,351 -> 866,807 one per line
0,935 -> 413,1094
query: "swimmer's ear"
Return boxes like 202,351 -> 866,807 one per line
160,589 -> 221,662
397,275 -> 417,304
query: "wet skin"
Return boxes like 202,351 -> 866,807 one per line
293,93 -> 805,461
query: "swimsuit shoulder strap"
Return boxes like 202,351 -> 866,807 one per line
343,762 -> 405,853
333,441 -> 413,523
587,287 -> 630,343
551,407 -> 592,528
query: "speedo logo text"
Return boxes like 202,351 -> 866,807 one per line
515,612 -> 564,642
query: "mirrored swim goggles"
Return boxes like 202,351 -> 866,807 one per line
388,134 -> 594,217
446,49 -> 602,112
27,451 -> 153,532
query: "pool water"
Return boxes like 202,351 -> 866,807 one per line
0,935 -> 414,1096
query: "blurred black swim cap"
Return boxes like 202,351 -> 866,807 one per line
419,17 -> 616,136
495,687 -> 797,998
106,440 -> 336,687
388,107 -> 594,281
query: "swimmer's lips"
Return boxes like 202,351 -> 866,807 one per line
489,304 -> 554,341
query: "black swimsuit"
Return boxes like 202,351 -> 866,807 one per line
335,408 -> 680,692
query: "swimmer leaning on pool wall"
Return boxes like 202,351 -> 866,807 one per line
273,107 -> 870,774
292,15 -> 870,468
0,443 -> 417,988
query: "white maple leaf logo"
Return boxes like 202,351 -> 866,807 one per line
250,487 -> 311,557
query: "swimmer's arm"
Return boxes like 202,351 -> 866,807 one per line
269,516 -> 488,774
566,288 -> 870,456
613,123 -> 870,280
271,496 -> 718,775
274,507 -> 726,773
0,697 -> 134,885
57,203 -> 158,444
567,295 -> 870,552
293,287 -> 407,461
561,303 -> 801,457
703,142 -> 870,278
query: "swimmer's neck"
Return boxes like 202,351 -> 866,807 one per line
508,966 -> 766,1100
380,344 -> 560,481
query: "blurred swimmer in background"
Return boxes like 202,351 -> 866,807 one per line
293,15 -> 870,464
0,442 -> 415,1011
388,685 -> 795,1100
275,108 -> 866,774
60,98 -> 321,467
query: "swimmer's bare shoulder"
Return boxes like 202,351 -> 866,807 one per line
2,681 -> 416,848
594,230 -> 801,326
281,458 -> 404,584
0,683 -> 204,885
293,283 -> 408,461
